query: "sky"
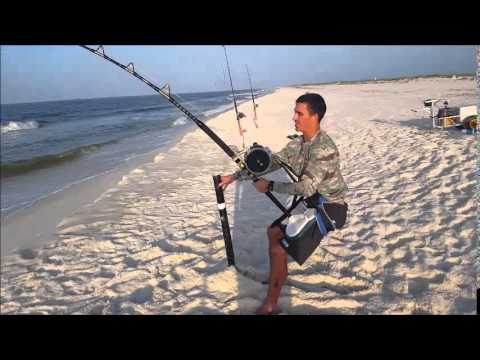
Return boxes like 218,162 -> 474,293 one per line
1,45 -> 477,104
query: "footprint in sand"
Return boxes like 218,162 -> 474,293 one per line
17,248 -> 39,260
129,285 -> 154,304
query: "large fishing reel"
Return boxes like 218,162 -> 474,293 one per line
243,142 -> 273,175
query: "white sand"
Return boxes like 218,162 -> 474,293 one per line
1,76 -> 477,315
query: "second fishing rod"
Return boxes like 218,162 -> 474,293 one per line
80,45 -> 291,217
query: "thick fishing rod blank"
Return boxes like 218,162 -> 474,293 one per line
80,45 -> 290,217
213,175 -> 235,266
245,64 -> 259,128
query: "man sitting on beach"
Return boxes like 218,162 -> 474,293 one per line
219,93 -> 348,315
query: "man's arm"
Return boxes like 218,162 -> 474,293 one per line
271,146 -> 337,197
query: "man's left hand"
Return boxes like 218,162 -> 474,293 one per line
254,178 -> 271,193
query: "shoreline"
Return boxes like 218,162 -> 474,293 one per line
0,92 -> 270,257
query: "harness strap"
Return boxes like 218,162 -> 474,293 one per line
271,196 -> 304,228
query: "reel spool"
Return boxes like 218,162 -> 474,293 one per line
243,142 -> 273,175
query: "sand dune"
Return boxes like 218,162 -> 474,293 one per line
1,76 -> 477,315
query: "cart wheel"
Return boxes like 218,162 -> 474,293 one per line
463,115 -> 478,130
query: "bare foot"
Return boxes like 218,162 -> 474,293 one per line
254,303 -> 281,315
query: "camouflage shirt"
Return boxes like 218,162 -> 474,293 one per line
234,129 -> 348,203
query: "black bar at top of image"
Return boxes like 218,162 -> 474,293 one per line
2,5 -> 480,45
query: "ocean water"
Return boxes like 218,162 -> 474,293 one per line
1,89 -> 266,218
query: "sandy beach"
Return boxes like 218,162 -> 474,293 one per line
0,76 -> 477,315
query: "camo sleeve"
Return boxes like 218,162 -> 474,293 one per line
272,143 -> 339,198
263,140 -> 297,173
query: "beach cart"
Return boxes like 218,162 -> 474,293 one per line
423,99 -> 478,130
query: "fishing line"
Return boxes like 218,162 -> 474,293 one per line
222,46 -> 246,149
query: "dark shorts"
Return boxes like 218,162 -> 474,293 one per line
271,201 -> 348,266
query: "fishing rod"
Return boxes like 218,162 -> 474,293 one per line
79,45 -> 291,217
222,46 -> 246,148
245,64 -> 259,128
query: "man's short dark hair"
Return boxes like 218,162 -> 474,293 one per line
296,93 -> 327,122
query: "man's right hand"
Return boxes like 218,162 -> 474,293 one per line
218,174 -> 235,190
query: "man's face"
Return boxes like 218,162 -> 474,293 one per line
293,102 -> 317,132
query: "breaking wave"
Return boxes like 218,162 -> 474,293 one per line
1,140 -> 117,178
1,120 -> 40,134
172,117 -> 188,126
